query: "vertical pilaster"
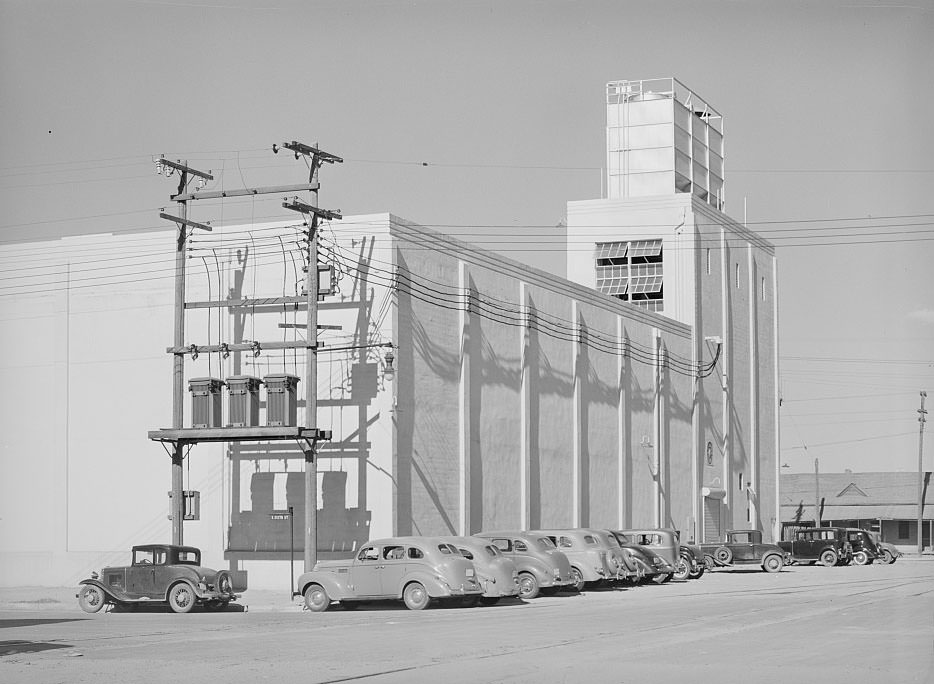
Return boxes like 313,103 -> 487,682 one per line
653,328 -> 662,528
520,281 -> 531,529
572,299 -> 581,527
720,229 -> 732,529
772,255 -> 781,542
617,316 -> 625,528
458,261 -> 471,535
748,247 -> 759,529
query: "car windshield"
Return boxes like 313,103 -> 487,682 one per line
536,537 -> 556,550
485,545 -> 499,557
615,532 -> 631,543
604,535 -> 621,548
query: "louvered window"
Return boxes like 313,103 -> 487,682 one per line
594,239 -> 663,311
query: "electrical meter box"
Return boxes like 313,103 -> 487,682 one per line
189,377 -> 225,429
167,490 -> 200,521
264,374 -> 300,426
227,375 -> 262,427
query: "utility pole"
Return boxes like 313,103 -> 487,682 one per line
152,144 -> 334,559
918,391 -> 927,557
814,457 -> 821,528
279,141 -> 343,572
157,158 -> 213,545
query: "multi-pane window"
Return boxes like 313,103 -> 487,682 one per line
595,238 -> 663,312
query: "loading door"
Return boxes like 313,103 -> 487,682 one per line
704,496 -> 722,543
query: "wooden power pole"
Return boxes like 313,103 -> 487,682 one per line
153,143 -> 339,565
280,141 -> 343,572
919,391 -> 927,557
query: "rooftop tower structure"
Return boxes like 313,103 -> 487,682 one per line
606,77 -> 724,210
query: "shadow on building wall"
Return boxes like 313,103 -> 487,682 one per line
225,238 -> 377,560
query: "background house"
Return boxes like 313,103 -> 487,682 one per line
780,471 -> 933,550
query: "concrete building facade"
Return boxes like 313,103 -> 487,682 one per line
0,77 -> 779,588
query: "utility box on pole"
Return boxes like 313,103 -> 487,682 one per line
168,490 -> 201,521
264,374 -> 300,427
227,375 -> 262,427
189,377 -> 225,429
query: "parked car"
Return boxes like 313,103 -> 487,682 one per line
477,531 -> 574,599
296,537 -> 483,612
675,535 -> 706,580
618,528 -> 682,583
844,528 -> 881,565
607,530 -> 673,583
533,529 -> 613,592
699,530 -> 789,572
77,544 -> 244,614
442,536 -> 520,605
869,532 -> 902,564
778,527 -> 853,567
589,529 -> 641,582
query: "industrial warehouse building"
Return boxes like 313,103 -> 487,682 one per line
0,78 -> 779,589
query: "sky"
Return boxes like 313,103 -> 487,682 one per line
1,0 -> 933,474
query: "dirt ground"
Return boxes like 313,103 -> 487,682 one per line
2,559 -> 932,683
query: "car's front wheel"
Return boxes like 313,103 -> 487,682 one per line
820,549 -> 838,567
78,585 -> 106,614
762,554 -> 783,573
883,549 -> 897,564
167,582 -> 196,614
303,584 -> 330,612
403,581 -> 430,610
689,565 -> 705,579
853,551 -> 869,566
569,567 -> 586,592
673,558 -> 691,581
517,572 -> 540,599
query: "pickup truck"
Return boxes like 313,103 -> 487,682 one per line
698,530 -> 789,573
777,527 -> 852,567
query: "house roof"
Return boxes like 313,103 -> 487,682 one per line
780,471 -> 934,521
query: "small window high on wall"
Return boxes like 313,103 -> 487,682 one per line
595,239 -> 663,312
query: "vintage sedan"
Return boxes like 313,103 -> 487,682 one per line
607,530 -> 674,583
443,536 -> 520,605
844,528 -> 881,565
778,527 -> 852,567
589,529 -> 641,582
677,540 -> 706,580
617,528 -> 681,583
76,544 -> 244,614
869,531 -> 902,564
701,530 -> 789,572
296,537 -> 483,612
477,531 -> 574,598
533,529 -> 613,592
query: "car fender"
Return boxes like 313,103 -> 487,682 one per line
516,558 -> 552,583
569,561 -> 602,582
388,571 -> 451,598
296,571 -> 351,600
78,579 -> 121,603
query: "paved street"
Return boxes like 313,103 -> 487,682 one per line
2,561 -> 933,684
